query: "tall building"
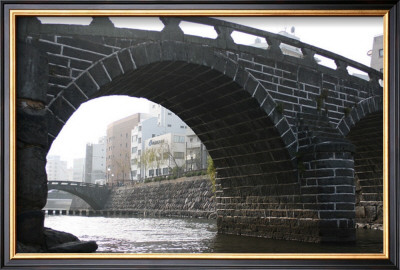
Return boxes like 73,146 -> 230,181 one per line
46,155 -> 68,181
368,34 -> 383,72
106,113 -> 152,185
84,136 -> 106,184
72,158 -> 85,182
149,102 -> 188,134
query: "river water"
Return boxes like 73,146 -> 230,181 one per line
45,215 -> 383,254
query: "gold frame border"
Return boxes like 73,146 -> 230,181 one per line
9,9 -> 390,260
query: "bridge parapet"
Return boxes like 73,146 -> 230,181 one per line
48,180 -> 109,189
175,17 -> 382,85
20,16 -> 382,90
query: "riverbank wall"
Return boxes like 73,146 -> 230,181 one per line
102,176 -> 216,219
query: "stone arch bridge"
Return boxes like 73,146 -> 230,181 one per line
47,181 -> 110,210
16,16 -> 383,246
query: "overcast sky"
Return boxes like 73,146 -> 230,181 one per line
41,16 -> 383,167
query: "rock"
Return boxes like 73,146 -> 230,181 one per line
17,146 -> 48,212
43,227 -> 79,249
47,241 -> 98,253
17,241 -> 44,253
17,210 -> 45,245
17,106 -> 48,147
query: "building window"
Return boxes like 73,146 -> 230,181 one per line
379,49 -> 383,57
138,150 -> 141,155
168,112 -> 172,115
138,138 -> 141,143
167,124 -> 171,127
173,152 -> 184,159
149,169 -> 154,177
132,147 -> 137,153
180,126 -> 184,128
174,135 -> 185,143
138,126 -> 142,131
152,134 -> 155,138
162,168 -> 169,175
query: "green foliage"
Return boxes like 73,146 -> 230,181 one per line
276,103 -> 284,114
316,89 -> 329,112
296,152 -> 306,176
343,107 -> 352,117
207,156 -> 216,193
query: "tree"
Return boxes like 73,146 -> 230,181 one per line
207,155 -> 216,193
113,149 -> 130,182
156,141 -> 185,178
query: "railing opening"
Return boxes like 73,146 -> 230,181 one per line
230,31 -> 267,48
179,21 -> 218,39
314,54 -> 337,69
110,17 -> 164,31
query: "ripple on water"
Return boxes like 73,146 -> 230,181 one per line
45,215 -> 383,253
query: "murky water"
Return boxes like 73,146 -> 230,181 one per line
45,215 -> 383,253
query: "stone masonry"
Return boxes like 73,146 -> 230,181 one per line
16,16 -> 383,246
103,176 -> 216,219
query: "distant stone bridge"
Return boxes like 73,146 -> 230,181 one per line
47,181 -> 110,210
16,16 -> 383,245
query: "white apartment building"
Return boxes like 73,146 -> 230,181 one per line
368,34 -> 383,72
46,155 -> 68,181
143,133 -> 186,178
186,128 -> 208,171
130,102 -> 188,181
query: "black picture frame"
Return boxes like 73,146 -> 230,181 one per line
1,1 -> 400,269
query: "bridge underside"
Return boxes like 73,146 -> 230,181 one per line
15,17 -> 383,247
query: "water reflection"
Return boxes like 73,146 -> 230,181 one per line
45,215 -> 382,253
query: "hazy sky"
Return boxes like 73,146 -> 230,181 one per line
42,16 -> 383,167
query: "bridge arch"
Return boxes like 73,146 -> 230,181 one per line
47,181 -> 110,210
337,96 -> 383,227
45,40 -> 306,240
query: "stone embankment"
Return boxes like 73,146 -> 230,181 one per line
103,176 -> 216,219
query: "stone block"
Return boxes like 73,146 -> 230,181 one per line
63,46 -> 103,62
17,41 -> 48,103
103,54 -> 123,79
48,96 -> 76,123
75,72 -> 99,98
17,147 -> 48,211
88,62 -> 111,87
17,107 -> 48,147
130,45 -> 149,67
57,36 -> 112,55
117,49 -> 136,73
62,84 -> 88,110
